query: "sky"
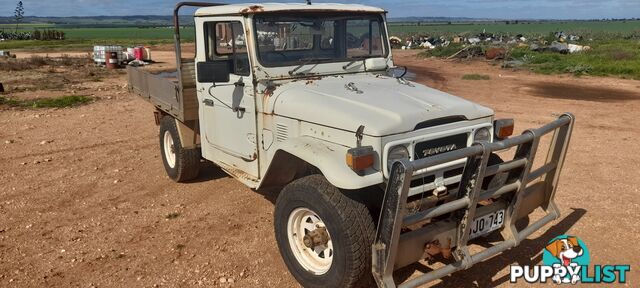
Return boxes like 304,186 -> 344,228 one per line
0,0 -> 639,19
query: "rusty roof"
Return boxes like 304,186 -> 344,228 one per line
194,3 -> 386,16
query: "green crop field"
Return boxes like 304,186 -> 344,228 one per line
63,27 -> 195,41
388,20 -> 640,37
0,26 -> 195,50
0,23 -> 55,29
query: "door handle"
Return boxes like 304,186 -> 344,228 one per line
203,99 -> 214,106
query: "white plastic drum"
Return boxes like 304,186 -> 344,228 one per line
93,45 -> 123,64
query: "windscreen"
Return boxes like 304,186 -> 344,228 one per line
254,13 -> 388,67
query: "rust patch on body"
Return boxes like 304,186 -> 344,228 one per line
304,76 -> 323,85
241,5 -> 264,13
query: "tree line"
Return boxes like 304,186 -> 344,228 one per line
0,29 -> 66,41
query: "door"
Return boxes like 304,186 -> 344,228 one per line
197,19 -> 259,178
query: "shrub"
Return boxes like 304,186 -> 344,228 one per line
0,95 -> 92,108
418,43 -> 466,58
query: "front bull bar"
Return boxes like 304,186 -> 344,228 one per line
372,113 -> 575,288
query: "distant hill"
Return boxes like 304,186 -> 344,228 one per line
388,17 -> 495,23
0,15 -> 194,27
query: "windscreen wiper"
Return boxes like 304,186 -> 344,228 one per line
342,56 -> 369,70
288,57 -> 333,76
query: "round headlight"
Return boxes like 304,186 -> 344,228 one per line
474,127 -> 491,142
387,145 -> 410,172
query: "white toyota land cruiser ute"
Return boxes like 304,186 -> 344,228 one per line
127,2 -> 575,287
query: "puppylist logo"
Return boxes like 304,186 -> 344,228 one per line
510,235 -> 630,284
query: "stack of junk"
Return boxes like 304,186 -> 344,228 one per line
393,31 -> 591,55
0,50 -> 16,58
93,45 -> 152,68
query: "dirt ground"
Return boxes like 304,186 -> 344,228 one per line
1,47 -> 638,287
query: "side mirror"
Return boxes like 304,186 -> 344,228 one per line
389,66 -> 408,78
364,58 -> 388,71
197,61 -> 230,83
388,66 -> 416,81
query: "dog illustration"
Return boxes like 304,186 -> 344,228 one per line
545,236 -> 584,284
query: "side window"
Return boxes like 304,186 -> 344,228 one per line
346,19 -> 385,58
320,21 -> 336,50
204,21 -> 249,76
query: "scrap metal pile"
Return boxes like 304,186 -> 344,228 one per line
92,45 -> 152,68
394,31 -> 592,57
0,50 -> 16,58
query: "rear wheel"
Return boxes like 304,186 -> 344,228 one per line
159,116 -> 200,182
274,175 -> 375,288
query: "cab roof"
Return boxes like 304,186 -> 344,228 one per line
194,3 -> 386,16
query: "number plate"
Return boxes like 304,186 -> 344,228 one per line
470,209 -> 505,239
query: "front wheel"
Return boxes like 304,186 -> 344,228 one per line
274,175 -> 375,288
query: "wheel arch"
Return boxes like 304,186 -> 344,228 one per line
258,137 -> 383,190
157,109 -> 199,149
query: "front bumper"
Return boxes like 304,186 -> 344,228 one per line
372,113 -> 575,288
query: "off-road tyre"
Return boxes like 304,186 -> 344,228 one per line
483,153 -> 508,190
159,116 -> 200,182
274,175 -> 376,288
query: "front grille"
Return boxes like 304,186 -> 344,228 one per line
410,175 -> 436,188
444,167 -> 464,179
409,167 -> 465,188
414,133 -> 468,159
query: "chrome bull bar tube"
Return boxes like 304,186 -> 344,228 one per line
372,113 -> 575,288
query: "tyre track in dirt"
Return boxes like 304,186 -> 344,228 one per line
0,137 -> 155,161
